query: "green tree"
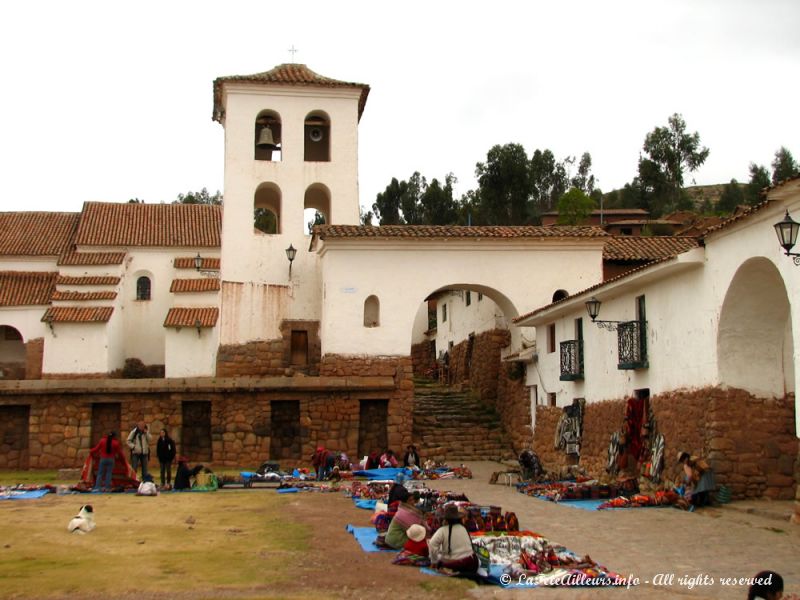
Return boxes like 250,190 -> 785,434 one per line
716,179 -> 744,214
401,172 -> 426,225
746,163 -> 771,205
372,178 -> 406,225
254,208 -> 277,234
570,152 -> 596,194
530,148 -> 568,215
771,146 -> 798,185
421,174 -> 458,225
306,210 -> 325,234
359,206 -> 374,225
475,143 -> 532,225
174,187 -> 222,205
640,113 -> 709,216
556,188 -> 595,225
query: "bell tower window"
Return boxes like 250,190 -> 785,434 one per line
254,182 -> 281,234
304,111 -> 330,162
254,110 -> 282,162
303,183 -> 331,234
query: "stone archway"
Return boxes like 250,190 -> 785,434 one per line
717,257 -> 794,397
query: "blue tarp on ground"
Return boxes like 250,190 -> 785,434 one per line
537,497 -> 671,511
0,489 -> 50,500
351,468 -> 410,480
345,524 -> 396,553
354,499 -> 377,510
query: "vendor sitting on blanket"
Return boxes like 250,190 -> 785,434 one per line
428,503 -> 479,574
173,456 -> 192,490
379,449 -> 399,468
136,473 -> 158,496
677,450 -> 714,508
384,489 -> 426,549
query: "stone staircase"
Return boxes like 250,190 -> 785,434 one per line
412,378 -> 514,462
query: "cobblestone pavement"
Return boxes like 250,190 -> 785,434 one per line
422,461 -> 799,599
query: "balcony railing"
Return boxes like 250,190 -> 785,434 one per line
617,320 -> 648,369
559,339 -> 584,380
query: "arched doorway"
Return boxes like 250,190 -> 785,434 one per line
717,258 -> 794,397
0,325 -> 25,380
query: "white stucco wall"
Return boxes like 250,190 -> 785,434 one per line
43,323 -> 110,374
218,83 -> 363,345
0,306 -> 49,343
318,239 -> 604,356
523,187 -> 800,423
433,290 -> 505,354
0,257 -> 59,272
164,325 -> 220,378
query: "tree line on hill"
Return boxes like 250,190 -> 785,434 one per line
367,114 -> 798,226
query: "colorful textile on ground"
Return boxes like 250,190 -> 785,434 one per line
597,490 -> 679,510
517,480 -> 621,502
346,524 -> 397,553
412,465 -> 473,480
471,531 -> 632,588
392,549 -> 430,567
0,487 -> 53,500
74,453 -> 139,491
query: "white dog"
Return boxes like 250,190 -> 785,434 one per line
67,504 -> 96,534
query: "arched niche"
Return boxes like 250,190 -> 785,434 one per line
254,110 -> 282,162
364,295 -> 380,328
304,110 -> 330,162
254,182 -> 282,234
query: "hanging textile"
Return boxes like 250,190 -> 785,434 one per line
554,398 -> 585,456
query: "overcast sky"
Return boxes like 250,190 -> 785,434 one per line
1,0 -> 798,214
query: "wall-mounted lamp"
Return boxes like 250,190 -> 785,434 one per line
194,318 -> 202,337
774,210 -> 800,266
585,296 -> 625,331
194,253 -> 203,271
285,244 -> 297,278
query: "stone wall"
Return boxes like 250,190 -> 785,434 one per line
533,387 -> 798,500
320,355 -> 414,452
411,341 -> 434,377
216,320 -> 322,377
0,368 -> 402,469
25,338 -> 43,379
497,364 -> 534,453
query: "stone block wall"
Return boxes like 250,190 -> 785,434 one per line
532,387 -> 798,500
216,340 -> 285,377
497,364 -> 534,453
411,341 -> 434,377
320,355 -> 414,452
25,338 -> 44,379
216,320 -> 322,377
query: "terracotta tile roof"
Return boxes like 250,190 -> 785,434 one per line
0,271 -> 57,306
0,212 -> 78,256
173,257 -> 221,270
170,278 -> 221,293
56,275 -> 120,286
51,290 -> 117,301
163,307 -> 219,328
313,224 -> 608,241
75,202 -> 221,247
603,236 -> 699,261
213,63 -> 370,122
42,306 -> 114,323
58,249 -> 126,265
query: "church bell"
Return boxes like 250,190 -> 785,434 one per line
256,126 -> 279,150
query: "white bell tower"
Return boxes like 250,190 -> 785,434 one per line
213,63 -> 369,345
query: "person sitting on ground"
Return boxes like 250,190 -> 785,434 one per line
677,450 -> 715,508
384,489 -> 426,549
136,473 -> 158,496
366,450 -> 381,470
428,503 -> 479,574
173,456 -> 192,491
388,479 -> 409,505
403,445 -> 421,469
379,449 -> 398,468
403,523 -> 429,557
747,570 -> 784,600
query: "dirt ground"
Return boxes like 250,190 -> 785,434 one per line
1,461 -> 798,599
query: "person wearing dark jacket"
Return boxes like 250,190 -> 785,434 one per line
156,429 -> 177,488
173,456 -> 192,490
403,445 -> 421,469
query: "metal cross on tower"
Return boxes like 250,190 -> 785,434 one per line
288,45 -> 299,63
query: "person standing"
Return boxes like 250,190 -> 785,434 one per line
156,428 -> 176,488
127,420 -> 152,480
90,431 -> 124,492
